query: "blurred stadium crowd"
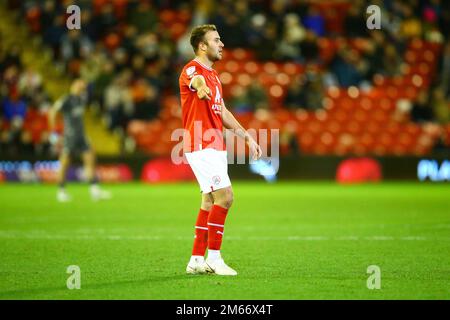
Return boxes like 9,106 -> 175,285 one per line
1,0 -> 450,157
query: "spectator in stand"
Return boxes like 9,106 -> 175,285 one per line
157,30 -> 178,87
284,75 -> 306,110
2,93 -> 27,123
130,54 -> 146,78
277,13 -> 305,61
81,9 -> 100,42
229,81 -> 268,114
177,30 -> 196,63
411,90 -> 435,123
18,67 -> 43,103
382,44 -> 402,77
430,87 -> 450,124
438,40 -> 450,98
112,48 -> 130,73
329,46 -> 365,87
0,107 -> 6,155
189,0 -> 212,27
280,121 -> 301,156
29,86 -> 52,114
234,0 -> 253,43
363,30 -> 389,78
39,0 -> 58,34
1,93 -> 28,156
399,4 -> 423,40
3,64 -> 21,99
246,13 -> 267,53
1,44 -> 22,71
229,85 -> 252,114
343,5 -> 367,38
299,30 -> 320,63
121,25 -> 139,58
0,35 -> 4,71
128,1 -> 158,33
19,130 -> 34,155
247,81 -> 269,111
36,130 -> 51,156
135,32 -> 160,63
131,79 -> 160,121
61,29 -> 93,64
208,1 -> 228,33
302,6 -> 325,37
96,3 -> 118,39
144,62 -> 164,92
103,72 -> 133,133
215,8 -> 246,48
267,0 -> 290,34
284,70 -> 324,111
80,48 -> 106,87
253,22 -> 278,61
92,60 -> 115,109
438,0 -> 450,39
43,15 -> 66,60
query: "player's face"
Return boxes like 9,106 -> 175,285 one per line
71,80 -> 87,96
204,31 -> 224,61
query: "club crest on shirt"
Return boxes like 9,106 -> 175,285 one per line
186,66 -> 196,78
212,175 -> 221,185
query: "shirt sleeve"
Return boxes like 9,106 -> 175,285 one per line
181,65 -> 201,92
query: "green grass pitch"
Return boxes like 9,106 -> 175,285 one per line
0,182 -> 449,299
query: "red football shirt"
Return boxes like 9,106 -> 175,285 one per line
179,59 -> 225,153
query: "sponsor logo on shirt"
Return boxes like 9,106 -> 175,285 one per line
186,66 -> 196,78
212,86 -> 222,115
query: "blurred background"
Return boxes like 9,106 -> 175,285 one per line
0,0 -> 449,184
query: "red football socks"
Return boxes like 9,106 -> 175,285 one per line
191,208 -> 210,256
207,205 -> 229,250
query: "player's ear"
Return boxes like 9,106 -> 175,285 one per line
199,41 -> 207,52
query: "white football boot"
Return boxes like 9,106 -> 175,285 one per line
186,256 -> 208,274
90,185 -> 112,201
57,189 -> 72,202
205,258 -> 238,276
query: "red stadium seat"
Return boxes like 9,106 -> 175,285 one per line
244,61 -> 261,74
298,132 -> 317,154
159,10 -> 176,24
263,62 -> 279,75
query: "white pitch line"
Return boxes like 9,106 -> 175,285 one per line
0,231 -> 448,241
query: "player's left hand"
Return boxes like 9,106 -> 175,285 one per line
247,138 -> 262,161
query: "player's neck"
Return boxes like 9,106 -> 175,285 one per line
195,55 -> 214,69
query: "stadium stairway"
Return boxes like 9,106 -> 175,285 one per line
0,3 -> 121,156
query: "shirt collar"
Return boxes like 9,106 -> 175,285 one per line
193,58 -> 213,71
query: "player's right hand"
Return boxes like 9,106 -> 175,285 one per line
197,85 -> 211,100
49,132 -> 60,145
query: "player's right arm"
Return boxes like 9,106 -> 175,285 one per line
48,97 -> 64,132
190,75 -> 211,100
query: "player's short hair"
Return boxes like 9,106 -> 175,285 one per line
190,24 -> 217,54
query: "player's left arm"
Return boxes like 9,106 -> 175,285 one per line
221,102 -> 262,160
48,97 -> 64,144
